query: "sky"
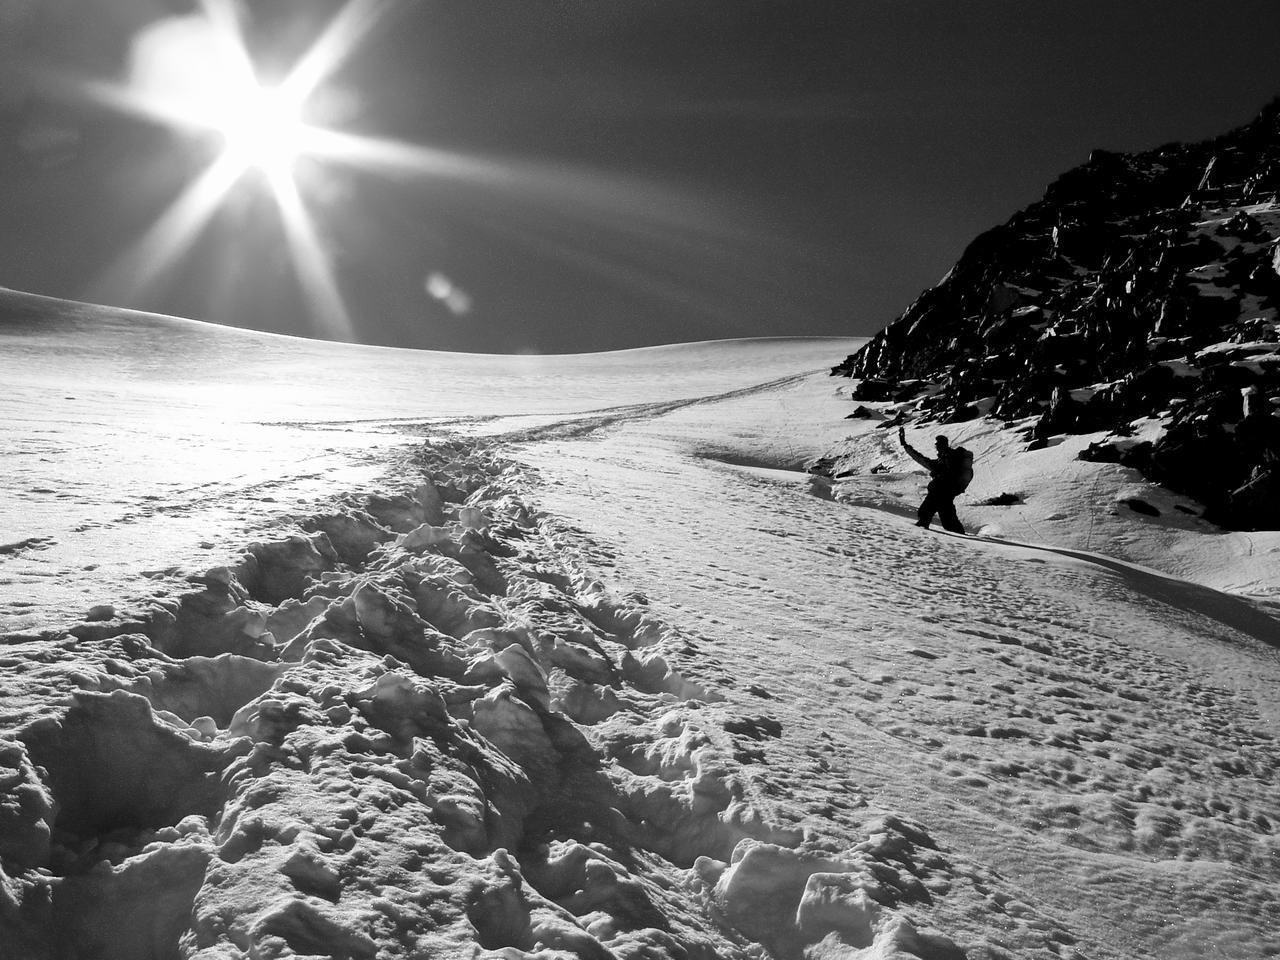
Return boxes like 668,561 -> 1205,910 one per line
1,0 -> 1279,354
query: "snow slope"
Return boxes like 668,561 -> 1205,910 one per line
817,406 -> 1280,602
514,382 -> 1280,960
2,292 -> 1279,960
1,288 -> 849,631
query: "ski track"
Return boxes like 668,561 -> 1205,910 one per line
509,398 -> 1280,960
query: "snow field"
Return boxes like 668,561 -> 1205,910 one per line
0,288 -> 859,631
514,375 -> 1280,959
819,399 -> 1280,601
2,439 -> 984,960
3,298 -> 1280,959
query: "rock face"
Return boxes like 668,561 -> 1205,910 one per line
832,98 -> 1280,529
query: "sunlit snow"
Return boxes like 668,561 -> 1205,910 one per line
2,288 -> 1279,960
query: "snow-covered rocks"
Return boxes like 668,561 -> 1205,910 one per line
831,100 -> 1280,528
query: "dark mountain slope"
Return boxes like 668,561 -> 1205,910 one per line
833,98 -> 1280,529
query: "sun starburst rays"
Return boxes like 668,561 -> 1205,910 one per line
278,0 -> 398,105
75,0 -> 395,340
44,0 -> 742,345
267,164 -> 354,341
71,0 -> 489,343
89,151 -> 247,308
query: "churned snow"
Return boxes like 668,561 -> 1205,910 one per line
2,291 -> 1279,960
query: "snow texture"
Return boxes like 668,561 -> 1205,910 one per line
3,292 -> 1280,960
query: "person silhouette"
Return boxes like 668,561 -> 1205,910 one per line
899,427 -> 969,534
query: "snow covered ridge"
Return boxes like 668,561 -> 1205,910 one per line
1,440 -> 996,960
831,97 -> 1280,529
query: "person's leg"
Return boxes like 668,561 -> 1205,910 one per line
936,497 -> 965,534
916,494 -> 936,528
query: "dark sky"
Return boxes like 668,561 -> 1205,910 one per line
2,1 -> 1279,353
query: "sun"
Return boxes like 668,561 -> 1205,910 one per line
70,0 -> 383,340
213,84 -> 309,175
66,0 -> 706,348
117,8 -> 313,177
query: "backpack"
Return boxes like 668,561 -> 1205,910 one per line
950,447 -> 975,492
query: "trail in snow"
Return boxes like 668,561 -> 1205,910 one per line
5,308 -> 1280,959
507,374 -> 1280,960
1,296 -> 859,632
2,436 -> 1036,960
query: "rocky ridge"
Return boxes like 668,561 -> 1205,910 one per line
831,98 -> 1280,529
0,439 -> 1018,960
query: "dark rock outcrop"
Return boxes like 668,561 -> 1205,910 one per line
833,98 -> 1280,529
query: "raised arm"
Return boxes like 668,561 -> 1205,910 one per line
898,427 -> 935,470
